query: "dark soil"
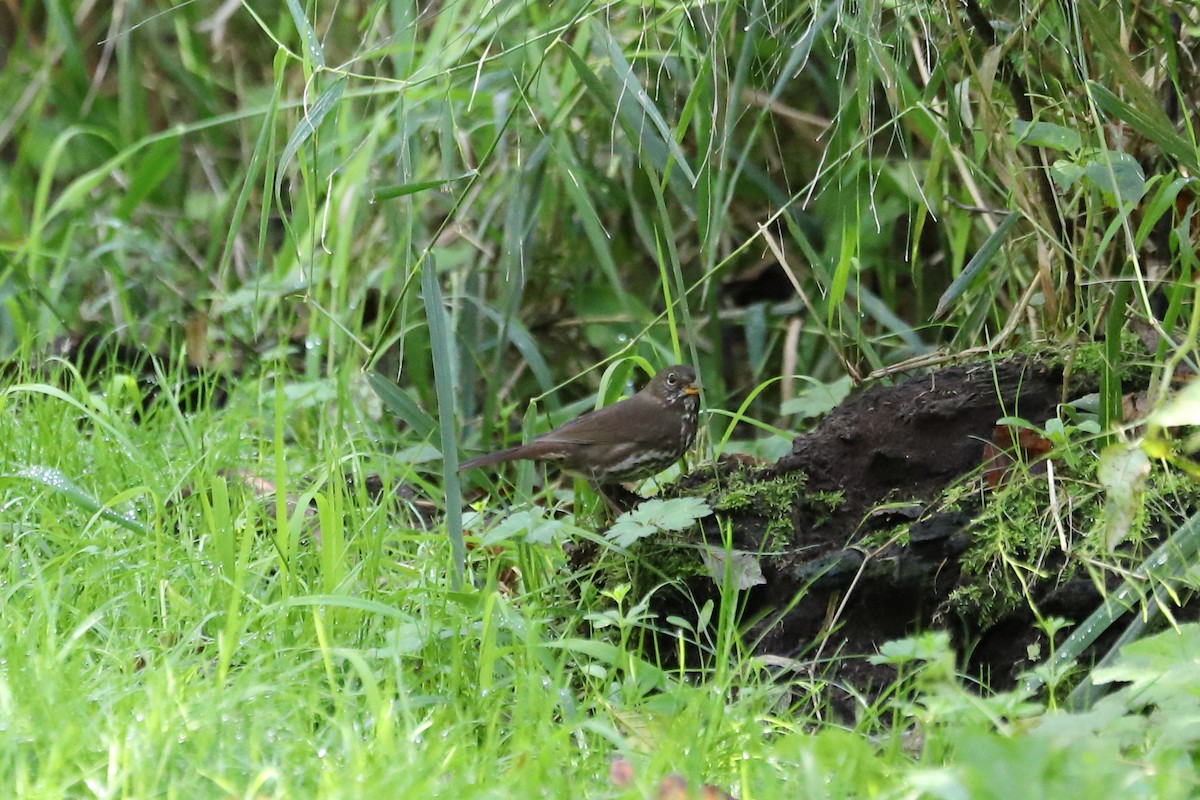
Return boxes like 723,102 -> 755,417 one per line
653,356 -> 1125,715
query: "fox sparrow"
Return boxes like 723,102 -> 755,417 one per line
459,364 -> 700,484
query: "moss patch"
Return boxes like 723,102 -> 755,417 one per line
703,468 -> 840,547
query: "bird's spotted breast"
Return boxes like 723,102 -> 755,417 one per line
593,448 -> 685,482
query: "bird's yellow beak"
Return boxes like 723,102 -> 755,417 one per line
683,385 -> 700,396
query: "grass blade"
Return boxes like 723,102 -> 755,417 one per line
422,254 -> 464,586
934,211 -> 1024,318
4,465 -> 148,535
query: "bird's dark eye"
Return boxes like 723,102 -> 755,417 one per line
667,372 -> 677,385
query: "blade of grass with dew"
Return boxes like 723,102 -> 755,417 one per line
2,382 -> 136,452
285,0 -> 325,69
3,465 -> 149,535
1023,509 -> 1200,700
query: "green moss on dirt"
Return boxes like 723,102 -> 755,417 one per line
698,468 -> 843,547
942,453 -> 1200,630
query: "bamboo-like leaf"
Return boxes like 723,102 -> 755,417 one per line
1090,84 -> 1200,175
218,49 -> 284,284
1135,176 -> 1191,248
934,211 -> 1024,318
275,77 -> 346,194
601,30 -> 696,187
550,133 -> 624,292
373,172 -> 477,201
459,297 -> 555,393
562,36 -> 694,209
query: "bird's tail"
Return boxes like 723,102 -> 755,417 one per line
457,445 -> 529,472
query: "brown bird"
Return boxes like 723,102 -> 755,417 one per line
459,364 -> 700,484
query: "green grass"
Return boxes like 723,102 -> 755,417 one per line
0,369 -> 836,796
2,361 -> 1198,797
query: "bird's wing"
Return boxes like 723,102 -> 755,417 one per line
531,400 -> 635,445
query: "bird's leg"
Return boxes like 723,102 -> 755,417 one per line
595,483 -> 642,517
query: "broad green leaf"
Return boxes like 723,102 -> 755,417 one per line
1050,160 -> 1086,192
573,285 -> 651,354
474,507 -> 580,546
1097,443 -> 1150,551
541,637 -> 671,691
1148,379 -> 1200,428
1094,623 -> 1200,684
606,497 -> 712,548
870,631 -> 953,664
781,375 -> 853,420
1083,150 -> 1147,205
1012,119 -> 1081,153
700,547 -> 765,590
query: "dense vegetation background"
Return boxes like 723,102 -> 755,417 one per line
2,0 -> 1200,796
